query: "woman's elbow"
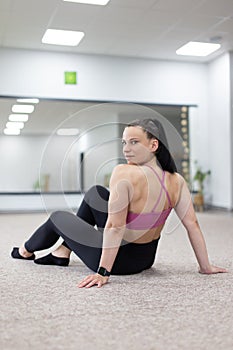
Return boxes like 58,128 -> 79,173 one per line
182,218 -> 200,232
106,219 -> 126,232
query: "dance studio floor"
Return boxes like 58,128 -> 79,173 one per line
1,210 -> 233,350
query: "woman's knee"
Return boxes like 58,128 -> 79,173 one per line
85,185 -> 109,201
49,211 -> 67,229
83,185 -> 109,213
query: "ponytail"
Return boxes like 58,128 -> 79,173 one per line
156,140 -> 177,173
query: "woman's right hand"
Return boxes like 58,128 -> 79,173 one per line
77,274 -> 109,288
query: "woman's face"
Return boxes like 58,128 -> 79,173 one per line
122,126 -> 158,165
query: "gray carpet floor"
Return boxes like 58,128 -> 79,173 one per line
1,210 -> 233,350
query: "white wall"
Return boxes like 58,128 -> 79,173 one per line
0,136 -> 46,192
0,47 -> 232,208
79,122 -> 119,190
0,129 -> 119,193
0,135 -> 79,192
0,193 -> 84,212
0,47 -> 207,105
207,53 -> 232,209
230,52 -> 233,209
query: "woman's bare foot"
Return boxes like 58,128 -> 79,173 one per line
19,245 -> 34,258
52,245 -> 71,259
11,246 -> 35,260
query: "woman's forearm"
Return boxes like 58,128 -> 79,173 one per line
99,226 -> 125,272
99,246 -> 120,272
186,223 -> 211,272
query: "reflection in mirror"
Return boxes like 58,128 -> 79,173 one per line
0,97 -> 191,193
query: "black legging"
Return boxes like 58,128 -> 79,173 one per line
25,185 -> 160,275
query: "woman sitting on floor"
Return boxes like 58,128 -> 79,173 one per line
11,119 -> 227,288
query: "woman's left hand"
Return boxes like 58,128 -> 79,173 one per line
78,274 -> 109,288
199,264 -> 228,274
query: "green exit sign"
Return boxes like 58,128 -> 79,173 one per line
64,71 -> 77,85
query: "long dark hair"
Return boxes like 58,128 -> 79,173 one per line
127,118 -> 177,173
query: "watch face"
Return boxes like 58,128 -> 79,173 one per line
98,267 -> 110,276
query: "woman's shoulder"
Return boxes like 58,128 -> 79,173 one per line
166,171 -> 185,184
110,164 -> 140,184
112,163 -> 137,175
109,164 -> 136,192
165,172 -> 186,201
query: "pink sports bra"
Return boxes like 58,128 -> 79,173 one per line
126,165 -> 172,230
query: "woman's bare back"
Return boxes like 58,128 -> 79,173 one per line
120,164 -> 181,243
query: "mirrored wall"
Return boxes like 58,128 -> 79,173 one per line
0,97 -> 190,193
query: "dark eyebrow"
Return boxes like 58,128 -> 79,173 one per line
122,137 -> 140,141
130,138 -> 140,142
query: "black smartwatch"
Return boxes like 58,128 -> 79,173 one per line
97,266 -> 111,277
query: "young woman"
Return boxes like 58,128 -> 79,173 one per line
11,119 -> 226,288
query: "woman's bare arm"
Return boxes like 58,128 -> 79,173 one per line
98,166 -> 130,271
78,165 -> 130,288
174,174 -> 227,274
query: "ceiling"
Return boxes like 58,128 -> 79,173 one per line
0,0 -> 233,63
0,0 -> 232,135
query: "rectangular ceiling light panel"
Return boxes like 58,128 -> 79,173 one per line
57,128 -> 80,136
4,128 -> 21,135
63,0 -> 110,5
6,122 -> 24,129
17,98 -> 39,104
176,41 -> 221,57
42,29 -> 84,46
9,114 -> 29,122
12,105 -> 35,113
